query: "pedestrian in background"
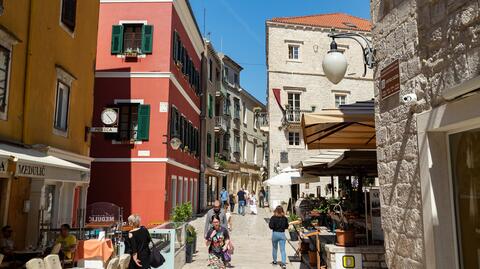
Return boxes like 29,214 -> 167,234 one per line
229,193 -> 236,213
268,206 -> 289,269
259,187 -> 266,208
249,191 -> 258,215
220,188 -> 229,207
237,188 -> 246,216
204,200 -> 228,237
224,203 -> 232,231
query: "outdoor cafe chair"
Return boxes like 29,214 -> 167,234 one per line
106,256 -> 119,269
118,254 -> 131,269
44,254 -> 62,269
26,258 -> 46,269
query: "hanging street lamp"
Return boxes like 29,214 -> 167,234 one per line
322,31 -> 376,84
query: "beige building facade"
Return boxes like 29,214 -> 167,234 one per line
265,14 -> 374,204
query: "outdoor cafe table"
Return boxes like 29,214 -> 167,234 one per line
75,239 -> 114,263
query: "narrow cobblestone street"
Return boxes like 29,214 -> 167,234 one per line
183,207 -> 302,269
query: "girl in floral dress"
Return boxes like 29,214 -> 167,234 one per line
205,214 -> 231,268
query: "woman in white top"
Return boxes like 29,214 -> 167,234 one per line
224,203 -> 232,231
249,191 -> 258,215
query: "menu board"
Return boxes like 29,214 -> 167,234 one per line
370,189 -> 384,241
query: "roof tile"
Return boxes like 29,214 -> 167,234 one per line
269,13 -> 371,32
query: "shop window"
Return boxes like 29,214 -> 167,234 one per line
61,0 -> 76,32
111,24 -> 153,55
117,103 -> 150,141
289,132 -> 300,146
449,128 -> 480,268
54,81 -> 70,132
0,45 -> 11,119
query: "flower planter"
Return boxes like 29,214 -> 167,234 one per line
185,242 -> 193,263
335,229 -> 355,247
289,231 -> 298,241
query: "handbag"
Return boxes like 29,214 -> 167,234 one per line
149,235 -> 165,268
223,250 -> 232,262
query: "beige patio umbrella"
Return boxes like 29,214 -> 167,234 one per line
301,100 -> 376,149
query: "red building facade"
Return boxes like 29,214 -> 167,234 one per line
89,0 -> 204,223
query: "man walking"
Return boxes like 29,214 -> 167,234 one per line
220,187 -> 228,207
259,187 -> 266,208
204,200 -> 227,236
237,188 -> 246,216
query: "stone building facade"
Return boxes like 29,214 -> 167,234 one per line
266,14 -> 374,203
203,52 -> 267,202
371,0 -> 480,268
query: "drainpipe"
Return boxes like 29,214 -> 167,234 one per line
21,0 -> 34,144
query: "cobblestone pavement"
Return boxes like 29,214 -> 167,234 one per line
183,207 -> 302,269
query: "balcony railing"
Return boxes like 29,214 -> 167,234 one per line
256,112 -> 269,127
286,109 -> 301,122
214,116 -> 227,132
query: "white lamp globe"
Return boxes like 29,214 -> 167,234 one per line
322,50 -> 348,84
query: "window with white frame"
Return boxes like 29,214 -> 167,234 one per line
183,177 -> 188,203
178,176 -> 183,204
243,102 -> 247,124
54,67 -> 75,134
0,45 -> 11,120
243,140 -> 248,162
288,45 -> 299,60
171,176 -> 177,210
54,81 -> 70,132
335,94 -> 346,108
287,92 -> 301,121
289,132 -> 300,146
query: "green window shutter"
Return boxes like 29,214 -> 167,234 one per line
207,133 -> 211,157
142,25 -> 154,54
111,25 -> 124,54
137,104 -> 150,141
208,95 -> 213,118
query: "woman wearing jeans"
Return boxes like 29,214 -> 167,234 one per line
268,206 -> 289,268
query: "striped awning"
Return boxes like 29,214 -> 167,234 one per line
301,100 -> 376,149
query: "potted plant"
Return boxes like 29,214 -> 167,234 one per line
287,214 -> 299,241
185,224 -> 196,263
333,203 -> 355,247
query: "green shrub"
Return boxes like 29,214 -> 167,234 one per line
171,202 -> 193,223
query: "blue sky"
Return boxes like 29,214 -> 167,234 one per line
190,0 -> 371,104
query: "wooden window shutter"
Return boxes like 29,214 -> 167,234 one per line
111,25 -> 124,54
137,104 -> 150,140
142,25 -> 154,54
208,95 -> 214,118
170,107 -> 177,137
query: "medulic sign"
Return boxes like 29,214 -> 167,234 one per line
16,163 -> 46,178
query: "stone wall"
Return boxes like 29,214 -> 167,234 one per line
371,0 -> 480,267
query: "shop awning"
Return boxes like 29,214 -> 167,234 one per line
301,100 -> 376,149
294,150 -> 345,168
301,150 -> 378,177
263,167 -> 319,186
0,143 -> 89,181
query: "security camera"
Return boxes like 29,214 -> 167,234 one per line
401,93 -> 417,104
